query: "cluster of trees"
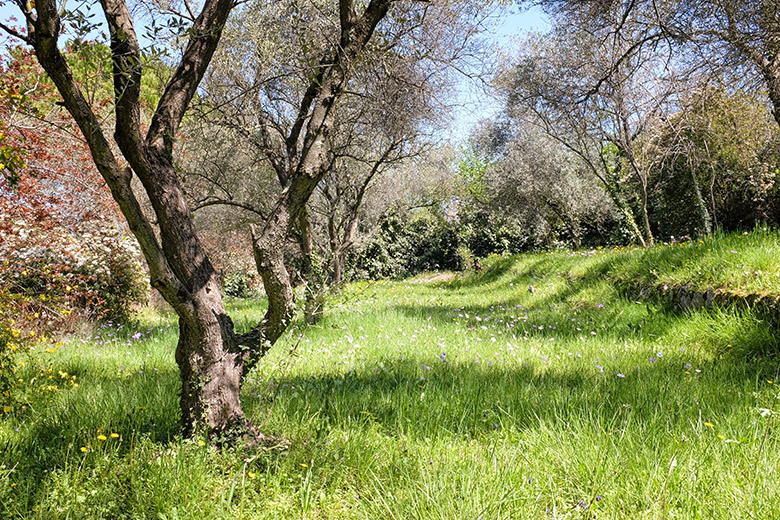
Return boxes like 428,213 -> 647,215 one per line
0,0 -> 492,439
460,0 -> 780,249
340,1 -> 780,271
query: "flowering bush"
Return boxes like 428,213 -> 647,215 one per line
0,218 -> 147,321
1,46 -> 148,412
1,47 -> 148,322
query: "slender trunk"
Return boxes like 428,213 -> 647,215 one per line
332,253 -> 345,286
688,158 -> 712,237
708,165 -> 719,230
640,185 -> 654,246
298,208 -> 323,324
327,211 -> 341,284
608,188 -> 646,247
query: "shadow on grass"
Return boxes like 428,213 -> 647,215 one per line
3,366 -> 181,476
254,347 -> 774,446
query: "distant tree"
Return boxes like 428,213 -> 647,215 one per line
480,124 -> 618,247
540,1 -> 780,127
643,84 -> 779,237
496,18 -> 681,246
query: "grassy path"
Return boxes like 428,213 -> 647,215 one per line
2,232 -> 780,518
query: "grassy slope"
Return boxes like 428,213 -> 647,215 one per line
2,229 -> 780,519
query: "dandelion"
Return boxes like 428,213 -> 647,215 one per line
704,422 -> 714,428
97,435 -> 107,441
80,447 -> 88,452
717,435 -> 726,440
110,433 -> 119,438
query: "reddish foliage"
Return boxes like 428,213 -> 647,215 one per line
0,48 -> 146,328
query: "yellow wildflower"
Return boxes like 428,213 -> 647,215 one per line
704,422 -> 714,428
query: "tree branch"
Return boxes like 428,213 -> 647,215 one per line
146,0 -> 235,155
0,21 -> 31,44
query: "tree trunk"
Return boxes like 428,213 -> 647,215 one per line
332,251 -> 345,286
688,157 -> 712,237
297,208 -> 324,324
175,282 -> 248,437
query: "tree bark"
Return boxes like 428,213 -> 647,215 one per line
297,208 -> 324,324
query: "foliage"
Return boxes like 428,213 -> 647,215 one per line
348,213 -> 463,280
221,272 -> 255,299
645,86 -> 780,239
456,145 -> 489,201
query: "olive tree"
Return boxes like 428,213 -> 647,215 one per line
179,0 -> 492,292
497,19 -> 681,246
0,0 -> 399,440
540,1 -> 780,127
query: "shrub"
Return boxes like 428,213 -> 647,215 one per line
0,218 -> 148,322
222,272 -> 255,298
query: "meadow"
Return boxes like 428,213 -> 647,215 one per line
2,229 -> 780,519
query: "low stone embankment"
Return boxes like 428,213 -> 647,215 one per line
622,280 -> 780,318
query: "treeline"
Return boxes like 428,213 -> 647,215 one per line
340,1 -> 780,280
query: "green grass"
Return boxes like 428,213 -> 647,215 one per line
3,229 -> 780,519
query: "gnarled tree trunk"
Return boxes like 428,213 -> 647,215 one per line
11,0 -> 393,440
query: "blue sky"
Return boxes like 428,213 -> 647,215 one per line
447,4 -> 549,142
